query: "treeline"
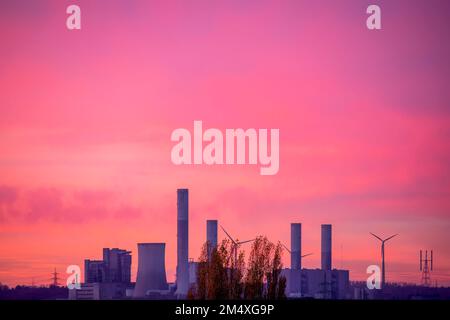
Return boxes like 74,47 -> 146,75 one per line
0,284 -> 68,300
188,236 -> 286,300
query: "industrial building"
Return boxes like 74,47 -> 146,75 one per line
189,260 -> 199,286
84,248 -> 131,284
283,223 -> 351,299
70,248 -> 132,300
68,282 -> 130,300
70,189 -> 350,300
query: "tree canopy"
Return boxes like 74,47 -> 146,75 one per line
188,236 -> 286,300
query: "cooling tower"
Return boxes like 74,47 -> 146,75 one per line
206,220 -> 218,258
321,224 -> 332,270
176,188 -> 189,296
133,243 -> 168,298
291,223 -> 301,270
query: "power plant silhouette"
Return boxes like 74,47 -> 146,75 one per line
69,188 -> 350,299
69,188 -> 431,300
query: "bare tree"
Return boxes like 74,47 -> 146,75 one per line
244,236 -> 286,299
190,236 -> 286,300
189,239 -> 243,299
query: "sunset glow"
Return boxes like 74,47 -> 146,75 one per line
1,0 -> 450,287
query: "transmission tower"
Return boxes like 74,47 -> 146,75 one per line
51,268 -> 61,287
420,250 -> 433,287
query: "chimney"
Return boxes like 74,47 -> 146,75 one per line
321,224 -> 332,270
176,189 -> 189,296
206,220 -> 218,258
291,223 -> 301,270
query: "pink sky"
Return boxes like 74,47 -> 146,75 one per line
1,0 -> 450,287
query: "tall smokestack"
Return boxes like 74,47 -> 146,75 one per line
291,223 -> 301,270
206,220 -> 218,258
176,189 -> 189,296
321,224 -> 332,270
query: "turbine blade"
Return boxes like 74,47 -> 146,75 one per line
282,244 -> 291,254
384,234 -> 398,242
237,239 -> 255,245
220,225 -> 237,245
370,232 -> 383,241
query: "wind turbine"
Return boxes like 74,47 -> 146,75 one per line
281,244 -> 313,269
370,232 -> 398,289
220,225 -> 255,267
281,244 -> 313,258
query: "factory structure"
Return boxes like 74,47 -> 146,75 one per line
69,188 -> 350,299
69,248 -> 133,300
281,223 -> 350,299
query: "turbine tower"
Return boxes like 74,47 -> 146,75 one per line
370,232 -> 398,289
220,225 -> 254,267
